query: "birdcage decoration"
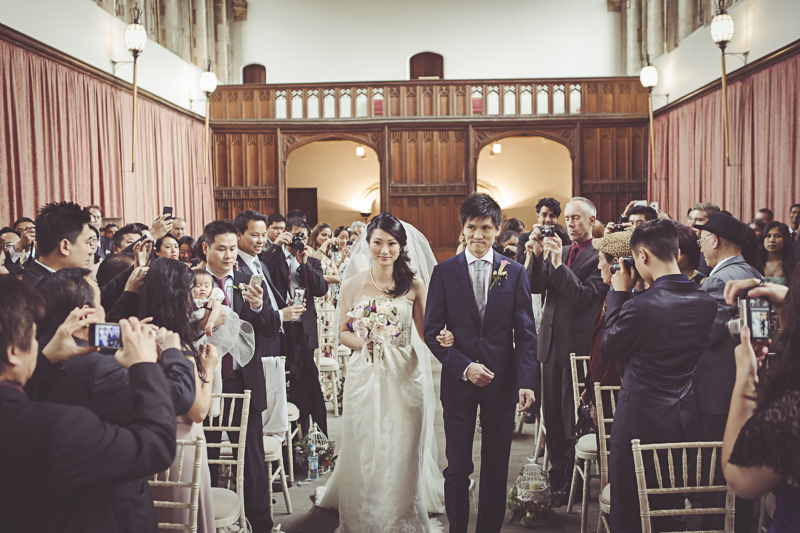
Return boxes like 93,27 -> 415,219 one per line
507,462 -> 553,527
295,422 -> 337,475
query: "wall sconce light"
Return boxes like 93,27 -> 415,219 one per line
360,210 -> 371,222
711,0 -> 734,166
199,59 -> 218,186
124,3 -> 146,172
355,145 -> 366,158
491,143 -> 501,155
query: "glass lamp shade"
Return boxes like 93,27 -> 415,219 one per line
710,12 -> 735,45
124,22 -> 147,54
200,71 -> 218,95
639,65 -> 659,89
355,145 -> 366,157
492,143 -> 502,155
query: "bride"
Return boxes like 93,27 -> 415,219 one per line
316,213 -> 448,532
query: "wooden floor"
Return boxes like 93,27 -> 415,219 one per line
271,359 -> 602,532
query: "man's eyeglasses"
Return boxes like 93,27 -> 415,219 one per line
697,234 -> 714,247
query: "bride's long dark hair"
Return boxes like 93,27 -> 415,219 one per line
366,213 -> 416,297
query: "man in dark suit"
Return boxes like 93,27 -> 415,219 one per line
233,211 -> 304,442
515,197 -> 563,267
0,276 -> 177,533
602,220 -> 717,532
425,193 -> 538,533
527,197 -> 609,494
694,212 -> 764,531
260,216 -> 328,350
19,202 -> 95,288
201,220 -> 281,533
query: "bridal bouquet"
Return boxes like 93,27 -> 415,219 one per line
347,296 -> 403,362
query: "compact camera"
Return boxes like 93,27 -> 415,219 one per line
330,243 -> 339,253
728,292 -> 773,341
610,257 -> 636,276
611,224 -> 628,233
540,225 -> 556,238
89,322 -> 123,353
290,233 -> 306,252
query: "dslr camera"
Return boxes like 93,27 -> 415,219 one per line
611,224 -> 628,233
330,243 -> 339,253
728,290 -> 774,341
610,257 -> 636,276
539,225 -> 556,238
290,233 -> 306,252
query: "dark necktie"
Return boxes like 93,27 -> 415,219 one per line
213,275 -> 234,377
567,243 -> 581,268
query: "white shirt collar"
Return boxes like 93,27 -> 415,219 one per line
35,260 -> 57,273
709,255 -> 740,278
237,249 -> 258,266
465,247 -> 494,265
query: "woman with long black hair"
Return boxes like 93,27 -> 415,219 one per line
138,257 -> 217,533
759,221 -> 796,286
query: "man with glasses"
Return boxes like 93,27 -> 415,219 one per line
6,217 -> 37,271
694,212 -> 763,531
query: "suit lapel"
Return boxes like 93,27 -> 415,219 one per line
237,256 -> 253,277
455,253 -> 481,326
231,272 -> 244,314
481,254 -> 504,331
569,243 -> 595,272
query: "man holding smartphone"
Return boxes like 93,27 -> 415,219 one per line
233,210 -> 304,447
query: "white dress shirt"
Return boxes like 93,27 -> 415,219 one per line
283,247 -> 301,302
460,247 -> 495,380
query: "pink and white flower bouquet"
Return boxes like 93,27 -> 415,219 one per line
347,296 -> 403,362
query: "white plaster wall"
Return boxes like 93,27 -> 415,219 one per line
234,0 -> 622,83
1,0 -> 207,114
650,0 -> 800,110
476,137 -> 573,229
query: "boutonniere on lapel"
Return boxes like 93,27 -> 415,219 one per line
232,283 -> 249,295
490,260 -> 510,291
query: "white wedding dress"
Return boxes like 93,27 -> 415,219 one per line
316,221 -> 444,533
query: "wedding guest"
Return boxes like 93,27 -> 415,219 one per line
154,233 -> 180,261
688,202 -> 721,275
0,276 -> 177,533
592,219 -> 605,239
96,252 -> 135,289
138,258 -> 217,533
172,217 -> 188,239
1,228 -> 22,275
310,222 -> 342,308
113,223 -> 143,253
101,223 -> 118,256
104,223 -> 119,238
22,202 -> 94,288
760,222 -> 796,286
29,267 -> 195,533
178,236 -> 197,267
722,276 -> 800,530
6,217 -> 37,271
494,231 -> 518,260
528,197 -> 608,497
749,218 -> 766,241
499,217 -> 525,236
789,203 -> 800,241
350,220 -> 367,237
695,212 -> 764,531
516,197 -> 563,266
602,220 -> 717,532
331,225 -> 352,303
676,224 -> 706,285
757,208 -> 774,226
200,220 -> 277,533
265,213 -> 286,245
626,205 -> 657,227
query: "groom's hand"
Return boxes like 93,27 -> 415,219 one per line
466,363 -> 494,387
518,389 -> 535,412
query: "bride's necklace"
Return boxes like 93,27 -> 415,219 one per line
370,267 -> 395,294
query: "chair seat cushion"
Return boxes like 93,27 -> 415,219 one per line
263,435 -> 282,459
287,402 -> 300,421
600,483 -> 611,506
211,487 -> 240,526
575,434 -> 597,456
319,357 -> 340,370
337,345 -> 351,356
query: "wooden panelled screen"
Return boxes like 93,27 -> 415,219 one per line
209,77 -> 649,260
243,64 -> 266,84
410,52 -> 444,80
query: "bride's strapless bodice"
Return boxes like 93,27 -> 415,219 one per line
354,295 -> 413,348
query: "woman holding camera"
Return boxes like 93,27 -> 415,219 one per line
310,223 -> 342,309
722,273 -> 800,532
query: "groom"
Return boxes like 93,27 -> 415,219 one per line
425,193 -> 538,533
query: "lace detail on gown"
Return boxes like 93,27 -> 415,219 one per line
317,295 -> 442,532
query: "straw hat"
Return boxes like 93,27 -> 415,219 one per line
592,228 -> 633,258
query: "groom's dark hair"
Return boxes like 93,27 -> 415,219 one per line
459,193 -> 502,229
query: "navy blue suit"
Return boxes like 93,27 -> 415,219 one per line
602,274 -> 717,533
424,251 -> 537,533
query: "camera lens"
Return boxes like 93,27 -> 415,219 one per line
540,226 -> 555,238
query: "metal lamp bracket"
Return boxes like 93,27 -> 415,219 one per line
111,60 -> 135,75
724,51 -> 749,66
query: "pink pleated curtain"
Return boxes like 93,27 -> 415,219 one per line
0,39 -> 214,236
649,52 -> 800,223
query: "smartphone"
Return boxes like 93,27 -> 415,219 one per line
634,200 -> 647,207
89,323 -> 123,351
293,288 -> 306,307
249,273 -> 264,288
346,240 -> 354,246
650,202 -> 659,211
162,206 -> 174,221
